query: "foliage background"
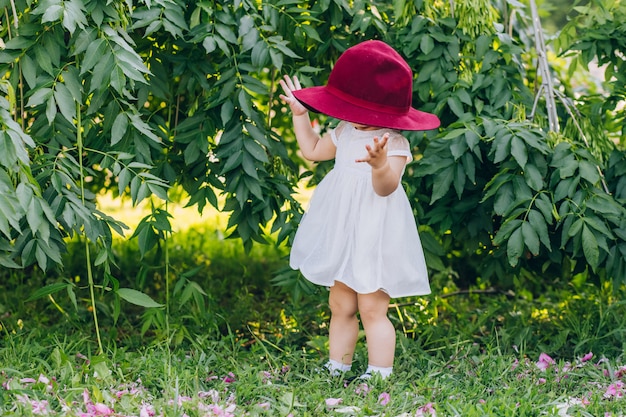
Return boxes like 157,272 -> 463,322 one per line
0,0 -> 624,351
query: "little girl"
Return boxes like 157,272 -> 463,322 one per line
279,40 -> 440,380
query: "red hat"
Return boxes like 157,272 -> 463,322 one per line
293,40 -> 440,131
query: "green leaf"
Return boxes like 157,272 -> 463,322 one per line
27,88 -> 53,107
510,136 -> 527,169
523,163 -> 543,190
494,219 -> 522,246
420,35 -> 434,55
239,16 -> 258,51
581,224 -> 599,270
90,51 -> 114,92
242,153 -> 259,179
475,35 -> 490,59
301,25 -> 322,42
46,95 -> 57,124
3,36 -> 35,50
521,221 -> 539,255
222,151 -> 243,174
449,161 -> 464,198
238,89 -> 253,117
579,160 -> 600,184
34,44 -> 54,76
493,133 -> 511,164
203,36 -> 217,54
0,254 -> 21,269
393,0 -> 406,19
117,288 -> 164,308
25,200 -> 43,241
534,193 -> 553,223
81,38 -> 107,75
251,41 -> 269,67
215,23 -> 238,44
269,49 -> 284,71
42,5 -> 63,23
507,227 -> 524,267
430,167 -> 454,204
461,152 -> 476,184
528,209 -> 551,250
110,66 -> 125,93
583,216 -> 612,237
111,113 -> 129,145
62,67 -> 83,101
128,113 -> 160,143
554,177 -> 573,201
568,217 -> 584,237
243,138 -> 269,163
26,282 -> 71,302
493,183 -> 513,216
270,39 -> 300,58
20,55 -> 37,89
221,100 -> 234,126
450,137 -> 467,160
94,246 -> 108,266
62,0 -> 88,34
447,96 -> 464,118
54,83 -> 76,123
558,156 -> 578,178
118,168 -> 130,194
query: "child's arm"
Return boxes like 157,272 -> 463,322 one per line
279,75 -> 336,162
356,133 -> 406,196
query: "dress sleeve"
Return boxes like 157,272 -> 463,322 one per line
330,121 -> 348,145
386,131 -> 413,163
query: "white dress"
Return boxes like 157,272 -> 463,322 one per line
289,122 -> 431,298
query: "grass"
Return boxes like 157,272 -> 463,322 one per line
1,329 -> 625,416
1,193 -> 626,416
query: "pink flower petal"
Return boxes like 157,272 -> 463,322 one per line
20,378 -> 37,384
222,372 -> 236,383
378,392 -> 390,405
93,403 -> 113,416
139,404 -> 155,417
82,389 -> 91,405
416,402 -> 437,416
354,383 -> 370,395
325,397 -> 342,406
536,353 -> 555,371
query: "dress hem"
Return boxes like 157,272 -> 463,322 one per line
296,272 -> 431,299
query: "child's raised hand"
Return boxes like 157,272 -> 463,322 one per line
279,75 -> 308,116
356,133 -> 389,169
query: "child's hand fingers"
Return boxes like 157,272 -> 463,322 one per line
356,134 -> 389,165
279,75 -> 308,115
292,75 -> 302,90
282,75 -> 300,92
279,79 -> 292,96
369,134 -> 389,152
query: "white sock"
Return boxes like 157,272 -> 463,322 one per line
325,359 -> 351,374
362,365 -> 393,379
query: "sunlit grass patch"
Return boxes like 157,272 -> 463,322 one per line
1,333 -> 625,416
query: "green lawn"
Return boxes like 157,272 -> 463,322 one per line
1,195 -> 625,416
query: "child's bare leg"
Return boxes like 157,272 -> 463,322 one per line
328,281 -> 359,366
358,290 -> 395,376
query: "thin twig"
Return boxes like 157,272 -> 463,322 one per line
530,0 -> 559,132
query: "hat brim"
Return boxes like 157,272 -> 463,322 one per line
293,87 -> 440,131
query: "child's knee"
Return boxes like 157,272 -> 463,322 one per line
358,306 -> 387,324
329,298 -> 358,317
